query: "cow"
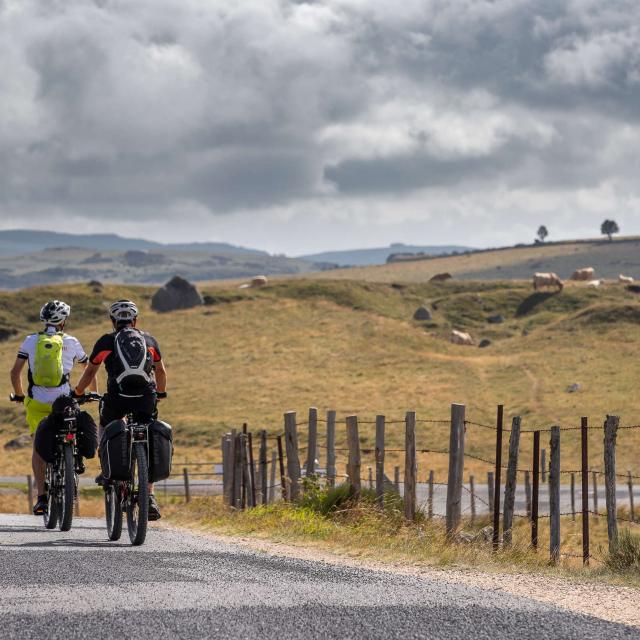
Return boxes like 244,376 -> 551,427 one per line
451,329 -> 474,345
430,272 -> 453,282
533,272 -> 563,292
239,275 -> 269,289
570,267 -> 595,281
586,279 -> 602,288
619,274 -> 634,284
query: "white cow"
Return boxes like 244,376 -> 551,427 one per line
451,329 -> 474,346
586,279 -> 602,288
533,272 -> 563,292
619,274 -> 634,284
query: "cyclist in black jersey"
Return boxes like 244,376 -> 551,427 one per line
73,300 -> 167,520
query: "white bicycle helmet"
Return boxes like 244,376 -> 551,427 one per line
109,299 -> 139,322
40,300 -> 71,325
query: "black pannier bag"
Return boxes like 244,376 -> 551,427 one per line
99,419 -> 130,481
34,408 -> 98,463
148,420 -> 173,482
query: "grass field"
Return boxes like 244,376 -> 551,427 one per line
2,276 -> 640,484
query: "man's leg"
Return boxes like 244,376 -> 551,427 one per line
32,448 -> 46,495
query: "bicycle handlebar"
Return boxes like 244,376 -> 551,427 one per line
76,392 -> 102,405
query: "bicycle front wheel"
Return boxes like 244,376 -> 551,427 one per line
43,464 -> 58,530
105,484 -> 123,541
59,445 -> 75,531
126,442 -> 149,546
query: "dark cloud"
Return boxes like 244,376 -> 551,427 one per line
0,0 -> 638,251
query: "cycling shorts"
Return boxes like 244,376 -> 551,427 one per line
25,397 -> 53,435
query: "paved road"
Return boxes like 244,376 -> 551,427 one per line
0,514 -> 636,639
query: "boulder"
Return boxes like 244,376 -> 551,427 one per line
567,383 -> 581,393
429,272 -> 453,282
4,433 -> 31,450
478,339 -> 492,348
413,306 -> 432,321
0,327 -> 17,342
151,276 -> 204,312
487,314 -> 504,324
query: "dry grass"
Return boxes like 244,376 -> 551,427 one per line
1,278 -> 640,482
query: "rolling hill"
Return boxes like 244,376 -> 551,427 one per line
298,243 -> 473,266
2,277 -> 640,482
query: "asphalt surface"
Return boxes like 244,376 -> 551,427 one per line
0,514 -> 637,639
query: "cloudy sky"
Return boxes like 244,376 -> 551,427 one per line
1,0 -> 639,254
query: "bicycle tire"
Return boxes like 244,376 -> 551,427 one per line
59,445 -> 75,531
43,464 -> 58,530
126,442 -> 149,546
105,484 -> 123,541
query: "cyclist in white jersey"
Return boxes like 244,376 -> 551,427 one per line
9,300 -> 96,514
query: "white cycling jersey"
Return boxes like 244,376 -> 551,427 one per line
17,326 -> 88,404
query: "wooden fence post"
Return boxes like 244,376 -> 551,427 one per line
604,415 -> 620,551
549,426 -> 561,564
27,474 -> 33,512
628,471 -> 636,523
284,412 -> 301,501
259,430 -> 268,505
524,470 -> 531,520
570,472 -> 576,521
375,415 -> 385,507
247,432 -> 257,508
502,416 -> 522,547
368,466 -> 373,490
581,417 -> 590,565
222,434 -> 230,506
276,435 -> 286,501
183,467 -> 191,504
532,430 -> 540,549
346,415 -> 361,496
487,471 -> 494,514
326,410 -> 336,488
492,405 -> 504,550
305,407 -> 318,478
446,403 -> 466,535
394,466 -> 400,493
428,470 -> 434,519
541,449 -> 547,483
404,411 -> 417,521
269,450 -> 277,503
592,470 -> 599,518
469,475 -> 476,525
240,433 -> 249,509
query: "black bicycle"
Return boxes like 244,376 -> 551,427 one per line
10,392 -> 99,531
104,415 -> 151,546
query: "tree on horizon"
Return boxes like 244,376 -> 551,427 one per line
601,219 -> 620,242
536,225 -> 549,243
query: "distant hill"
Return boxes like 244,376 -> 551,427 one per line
298,243 -> 473,266
310,236 -> 640,283
0,229 -> 265,257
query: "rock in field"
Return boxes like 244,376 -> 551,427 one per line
413,306 -> 432,321
4,433 -> 31,450
151,276 -> 204,312
478,339 -> 492,348
487,314 -> 504,324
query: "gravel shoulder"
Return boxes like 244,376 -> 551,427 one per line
167,522 -> 640,629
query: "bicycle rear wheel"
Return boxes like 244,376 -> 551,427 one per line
105,484 -> 123,541
126,442 -> 149,546
43,464 -> 58,530
59,445 -> 75,532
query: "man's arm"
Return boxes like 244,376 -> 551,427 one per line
10,358 -> 26,396
79,361 -> 98,393
74,362 -> 101,395
154,360 -> 167,395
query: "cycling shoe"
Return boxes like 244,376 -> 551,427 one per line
32,495 -> 47,516
148,494 -> 161,521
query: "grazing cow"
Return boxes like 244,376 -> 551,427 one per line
586,279 -> 602,288
451,329 -> 474,345
570,267 -> 595,281
619,274 -> 634,284
533,272 -> 563,292
430,272 -> 453,282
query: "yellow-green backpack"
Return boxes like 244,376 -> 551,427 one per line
32,332 -> 65,387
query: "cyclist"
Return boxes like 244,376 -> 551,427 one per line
73,299 -> 167,520
9,300 -> 95,515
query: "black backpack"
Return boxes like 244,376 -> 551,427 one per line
113,328 -> 153,394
